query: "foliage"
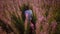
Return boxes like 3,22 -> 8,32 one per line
0,19 -> 13,33
11,13 -> 24,34
45,5 -> 50,17
55,22 -> 60,34
19,4 -> 27,21
40,24 -> 43,31
54,7 -> 60,34
55,9 -> 60,22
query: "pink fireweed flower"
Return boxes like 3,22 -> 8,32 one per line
30,23 -> 34,30
51,21 -> 57,30
38,16 -> 44,22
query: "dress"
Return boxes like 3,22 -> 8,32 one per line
25,10 -> 32,21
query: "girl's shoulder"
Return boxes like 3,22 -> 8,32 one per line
25,10 -> 32,14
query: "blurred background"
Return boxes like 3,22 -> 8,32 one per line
0,0 -> 60,34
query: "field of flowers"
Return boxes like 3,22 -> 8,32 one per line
0,0 -> 60,34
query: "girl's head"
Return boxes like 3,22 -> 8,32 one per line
25,5 -> 29,10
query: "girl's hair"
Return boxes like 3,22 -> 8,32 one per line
25,5 -> 29,10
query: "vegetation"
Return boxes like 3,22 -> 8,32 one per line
0,0 -> 60,34
0,19 -> 13,34
11,12 -> 24,34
